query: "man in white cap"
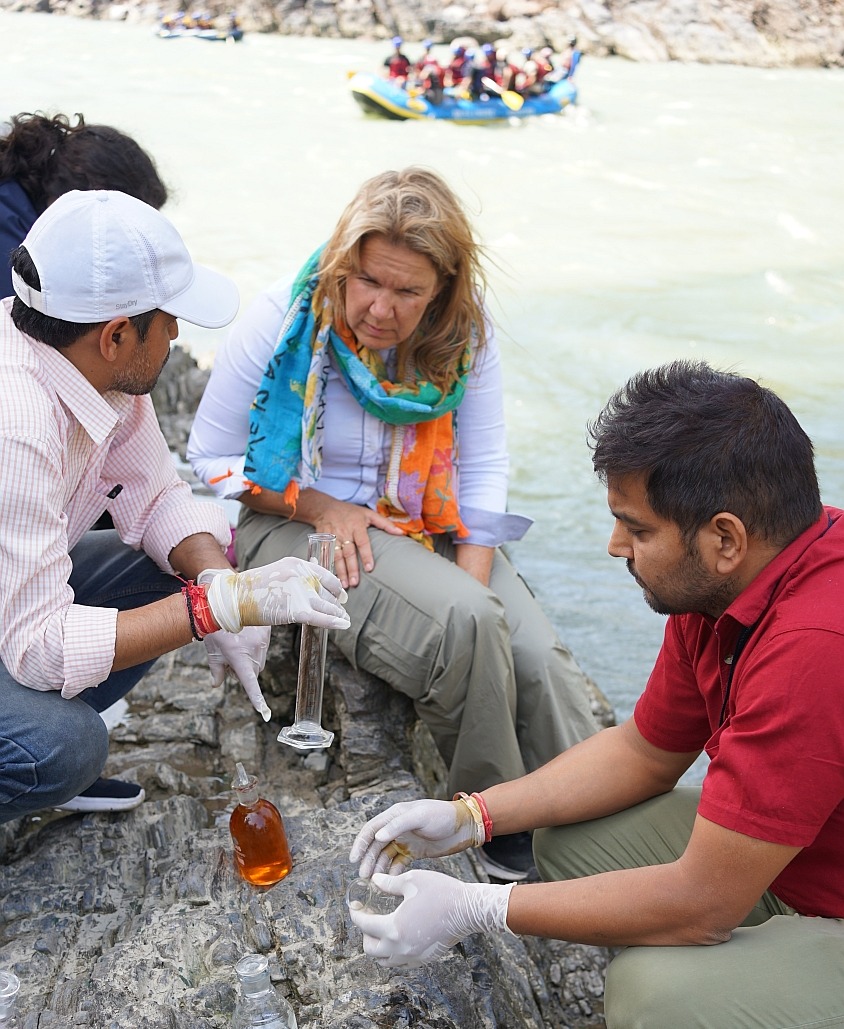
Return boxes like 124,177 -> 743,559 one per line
0,189 -> 350,822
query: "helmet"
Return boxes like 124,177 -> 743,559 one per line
540,46 -> 553,57
392,36 -> 402,46
423,38 -> 433,48
569,35 -> 578,45
453,44 -> 465,56
483,42 -> 495,54
522,46 -> 533,57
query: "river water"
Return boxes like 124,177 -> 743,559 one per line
3,13 -> 844,768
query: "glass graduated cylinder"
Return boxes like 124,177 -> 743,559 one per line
277,533 -> 336,751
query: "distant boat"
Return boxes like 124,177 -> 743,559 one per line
155,18 -> 243,42
349,72 -> 576,124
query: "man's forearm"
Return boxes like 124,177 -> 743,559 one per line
506,862 -> 730,948
169,532 -> 233,579
113,592 -> 196,671
481,720 -> 694,835
110,533 -> 233,671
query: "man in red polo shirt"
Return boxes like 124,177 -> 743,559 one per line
348,360 -> 844,1029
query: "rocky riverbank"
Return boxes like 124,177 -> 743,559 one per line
2,0 -> 843,66
0,346 -> 616,1029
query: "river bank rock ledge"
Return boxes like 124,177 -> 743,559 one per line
3,0 -> 844,66
0,347 -> 617,1028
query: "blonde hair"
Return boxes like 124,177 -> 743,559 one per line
314,167 -> 487,390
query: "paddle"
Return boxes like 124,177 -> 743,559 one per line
481,76 -> 524,111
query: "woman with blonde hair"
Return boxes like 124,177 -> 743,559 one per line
188,166 -> 598,881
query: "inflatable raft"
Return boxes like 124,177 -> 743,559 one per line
155,24 -> 243,41
349,72 -> 577,123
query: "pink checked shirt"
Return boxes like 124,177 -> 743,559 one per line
0,299 -> 230,698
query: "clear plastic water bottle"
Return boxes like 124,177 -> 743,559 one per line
0,970 -> 20,1027
231,953 -> 297,1028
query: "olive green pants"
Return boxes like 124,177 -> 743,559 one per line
236,510 -> 598,796
533,788 -> 844,1029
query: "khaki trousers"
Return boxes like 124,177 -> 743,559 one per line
236,510 -> 598,796
533,788 -> 844,1029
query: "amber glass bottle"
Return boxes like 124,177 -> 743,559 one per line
229,762 -> 292,887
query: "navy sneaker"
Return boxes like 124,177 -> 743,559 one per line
56,777 -> 145,813
477,831 -> 535,882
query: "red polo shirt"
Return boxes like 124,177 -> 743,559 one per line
634,507 -> 844,917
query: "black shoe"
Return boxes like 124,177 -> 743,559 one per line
477,832 -> 534,882
56,777 -> 145,813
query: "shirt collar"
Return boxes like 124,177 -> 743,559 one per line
717,508 -> 838,632
32,338 -> 132,445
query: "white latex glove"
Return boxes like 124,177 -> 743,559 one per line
348,869 -> 514,968
203,625 -> 272,721
200,558 -> 350,634
350,799 -> 483,878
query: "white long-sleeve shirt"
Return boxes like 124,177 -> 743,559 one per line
0,299 -> 230,697
188,276 -> 531,548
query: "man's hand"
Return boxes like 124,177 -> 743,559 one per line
350,799 -> 484,877
203,625 -> 271,720
201,557 -> 350,633
348,870 -> 514,968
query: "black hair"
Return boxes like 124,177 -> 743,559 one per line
588,360 -> 822,548
0,112 -> 168,214
10,245 -> 158,349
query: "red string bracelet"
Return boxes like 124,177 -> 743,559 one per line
471,791 -> 494,843
180,580 -> 220,640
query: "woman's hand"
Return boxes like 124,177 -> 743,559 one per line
294,494 -> 404,588
240,487 -> 404,588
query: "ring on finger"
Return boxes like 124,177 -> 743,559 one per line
342,539 -> 353,547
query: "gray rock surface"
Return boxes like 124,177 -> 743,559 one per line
0,346 -> 616,1027
1,0 -> 842,67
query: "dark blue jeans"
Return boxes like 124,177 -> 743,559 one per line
0,531 -> 181,823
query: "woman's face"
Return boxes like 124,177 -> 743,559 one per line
344,234 -> 440,351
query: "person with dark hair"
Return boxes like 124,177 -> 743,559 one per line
187,166 -> 599,882
0,189 -> 349,825
0,111 -> 168,299
347,359 -> 844,1029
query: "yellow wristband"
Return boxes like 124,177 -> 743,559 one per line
453,791 -> 486,848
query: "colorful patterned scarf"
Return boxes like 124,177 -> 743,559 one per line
246,248 -> 471,547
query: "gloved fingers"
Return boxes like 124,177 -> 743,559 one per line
207,659 -> 228,689
307,561 -> 348,601
222,651 -> 271,721
351,809 -> 418,876
370,871 -> 410,896
237,624 -> 271,670
236,673 -> 272,721
203,636 -> 228,688
203,629 -> 272,721
349,804 -> 406,863
372,849 -> 412,877
296,602 -> 351,630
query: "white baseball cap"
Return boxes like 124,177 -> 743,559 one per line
11,189 -> 239,328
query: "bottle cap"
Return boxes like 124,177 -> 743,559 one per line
234,953 -> 272,998
233,762 -> 251,789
